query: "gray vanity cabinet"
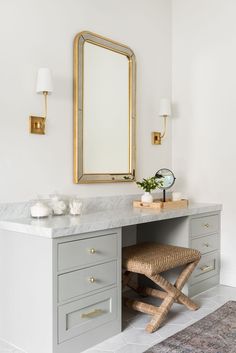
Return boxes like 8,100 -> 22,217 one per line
0,203 -> 221,353
188,213 -> 220,296
0,227 -> 121,353
54,228 -> 122,353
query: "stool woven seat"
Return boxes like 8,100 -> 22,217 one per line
123,242 -> 201,276
123,242 -> 201,333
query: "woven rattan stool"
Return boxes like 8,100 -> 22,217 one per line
123,242 -> 201,333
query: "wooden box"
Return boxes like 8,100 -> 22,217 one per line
133,199 -> 188,210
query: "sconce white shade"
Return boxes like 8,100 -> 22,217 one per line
159,98 -> 171,116
36,68 -> 53,93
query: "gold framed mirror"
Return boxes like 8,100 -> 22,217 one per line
73,31 -> 136,184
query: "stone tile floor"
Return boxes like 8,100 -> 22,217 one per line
1,285 -> 236,353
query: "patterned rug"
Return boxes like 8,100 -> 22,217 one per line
145,301 -> 236,353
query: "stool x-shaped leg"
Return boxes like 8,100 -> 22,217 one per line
124,259 -> 199,333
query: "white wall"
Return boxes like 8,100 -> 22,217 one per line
1,0 -> 235,286
172,0 -> 236,286
0,0 -> 172,202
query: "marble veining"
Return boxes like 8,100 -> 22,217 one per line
0,199 -> 222,238
0,194 -> 145,220
0,201 -> 33,220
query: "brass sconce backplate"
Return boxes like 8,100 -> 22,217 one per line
29,116 -> 45,134
152,132 -> 161,145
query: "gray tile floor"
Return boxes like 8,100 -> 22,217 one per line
1,285 -> 236,353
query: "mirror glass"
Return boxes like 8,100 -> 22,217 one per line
73,31 -> 136,183
155,168 -> 176,190
83,42 -> 129,174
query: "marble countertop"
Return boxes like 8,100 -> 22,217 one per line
0,202 -> 222,238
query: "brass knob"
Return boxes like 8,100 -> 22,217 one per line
89,248 -> 96,254
89,277 -> 96,283
204,223 -> 210,228
204,243 -> 210,247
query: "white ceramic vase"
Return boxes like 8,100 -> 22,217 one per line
141,192 -> 153,203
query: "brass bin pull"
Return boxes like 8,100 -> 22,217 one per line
200,265 -> 213,272
81,309 -> 104,319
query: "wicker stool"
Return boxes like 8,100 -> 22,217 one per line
123,242 -> 201,333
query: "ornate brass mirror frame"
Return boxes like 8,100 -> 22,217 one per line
73,31 -> 136,184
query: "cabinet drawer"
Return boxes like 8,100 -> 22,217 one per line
58,261 -> 117,302
58,232 -> 118,272
189,275 -> 219,297
191,234 -> 219,255
58,288 -> 117,343
190,252 -> 220,285
190,214 -> 219,238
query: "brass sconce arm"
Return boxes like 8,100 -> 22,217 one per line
152,98 -> 171,145
29,92 -> 48,135
29,68 -> 53,135
152,115 -> 168,145
160,115 -> 167,139
43,91 -> 48,119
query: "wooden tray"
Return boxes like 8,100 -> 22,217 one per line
133,200 -> 162,209
133,199 -> 188,210
161,199 -> 188,209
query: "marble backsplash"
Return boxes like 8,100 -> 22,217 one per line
0,201 -> 33,219
0,192 -> 164,220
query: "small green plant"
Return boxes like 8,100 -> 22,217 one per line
136,176 -> 163,193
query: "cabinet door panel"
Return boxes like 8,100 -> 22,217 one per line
191,234 -> 219,255
58,288 -> 117,343
58,232 -> 118,271
190,215 -> 219,237
58,261 -> 117,302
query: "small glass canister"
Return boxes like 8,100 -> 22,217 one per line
69,197 -> 82,216
30,201 -> 51,218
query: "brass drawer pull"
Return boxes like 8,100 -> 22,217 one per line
203,243 -> 210,247
89,276 -> 96,283
203,223 -> 210,228
89,248 -> 96,254
81,308 -> 104,319
200,265 -> 213,272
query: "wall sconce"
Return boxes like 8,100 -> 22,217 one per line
29,68 -> 53,134
152,98 -> 171,145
